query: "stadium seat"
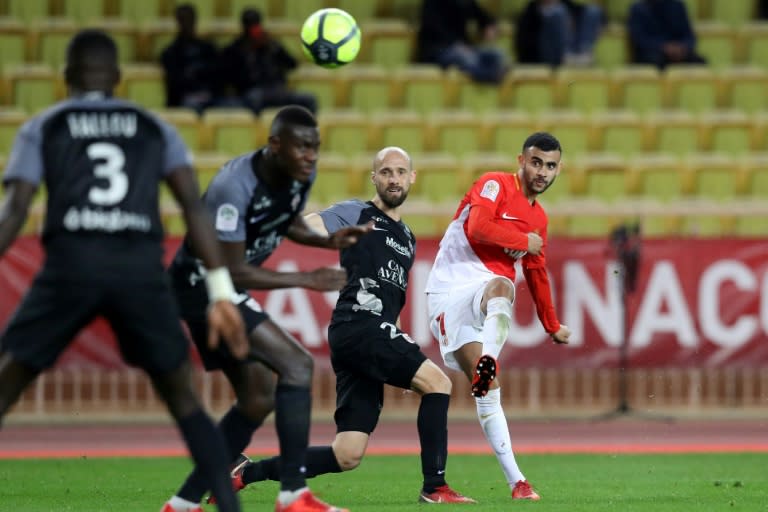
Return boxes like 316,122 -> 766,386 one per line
695,22 -> 738,69
686,152 -> 748,200
742,152 -> 768,198
594,23 -> 629,70
394,66 -> 456,114
362,19 -> 414,69
710,0 -> 756,26
310,153 -> 356,205
578,153 -> 631,202
742,23 -> 768,69
8,0 -> 50,23
682,0 -> 706,20
566,213 -> 624,237
611,65 -> 662,113
604,0 -> 635,22
628,153 -> 688,202
6,64 -> 64,113
282,0 -> 325,23
118,64 -> 166,110
333,0 -> 377,20
681,211 -> 736,237
119,0 -> 163,24
0,19 -> 28,72
369,110 -> 427,154
318,109 -> 370,156
426,110 -> 487,156
155,108 -> 203,153
407,152 -> 464,204
61,0 -> 110,22
502,65 -> 555,112
0,109 -> 28,155
199,18 -> 240,50
33,19 -> 78,70
537,110 -> 593,156
342,65 -> 393,113
142,20 -> 176,61
461,152 -> 515,189
721,66 -> 768,113
663,65 -> 720,113
699,110 -> 755,156
385,0 -> 422,21
591,110 -> 647,156
645,110 -> 701,156
289,65 -> 343,111
200,108 -> 261,154
555,68 -> 612,112
484,110 -> 540,157
455,75 -> 502,113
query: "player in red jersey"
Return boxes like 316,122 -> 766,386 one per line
425,132 -> 571,501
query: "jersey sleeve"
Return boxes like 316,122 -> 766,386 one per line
2,118 -> 44,186
318,200 -> 364,234
521,220 -> 560,333
204,166 -> 250,242
465,174 -> 529,250
158,119 -> 193,175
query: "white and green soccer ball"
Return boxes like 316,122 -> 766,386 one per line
300,8 -> 361,68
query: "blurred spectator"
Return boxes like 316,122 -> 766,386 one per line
760,0 -> 768,18
627,0 -> 706,69
416,0 -> 508,84
220,8 -> 317,115
515,0 -> 605,67
160,3 -> 224,114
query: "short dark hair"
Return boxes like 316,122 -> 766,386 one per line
241,8 -> 262,27
66,29 -> 117,66
270,105 -> 317,136
175,3 -> 196,20
522,132 -> 562,154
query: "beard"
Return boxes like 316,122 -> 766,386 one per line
378,186 -> 409,209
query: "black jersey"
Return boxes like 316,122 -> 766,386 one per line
170,147 -> 314,288
2,94 -> 190,278
319,200 -> 415,325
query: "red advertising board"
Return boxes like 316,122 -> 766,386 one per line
1,236 -> 767,369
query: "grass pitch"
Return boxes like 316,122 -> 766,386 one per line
1,453 -> 766,511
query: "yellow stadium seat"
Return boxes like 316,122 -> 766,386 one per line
566,213 -> 626,237
369,110 -> 427,154
119,0 -> 163,24
710,0 -> 756,26
61,0 -> 111,22
720,66 -> 768,113
686,153 -> 748,200
0,19 -> 28,72
455,75 -> 502,113
310,153 -> 355,205
201,107 -> 261,154
663,65 -> 721,113
35,18 -> 137,68
645,110 -> 701,156
289,65 -> 343,111
683,0 -> 706,20
342,65 -> 393,113
142,20 -> 176,61
742,23 -> 768,69
699,110 -> 755,156
461,152 -> 515,189
611,65 -> 662,113
8,0 -> 50,23
502,65 -> 555,112
282,0 -> 324,23
6,64 -> 64,113
538,110 -> 593,156
362,19 -> 414,69
426,110 -> 487,157
155,108 -> 203,153
318,109 -> 370,157
594,23 -> 629,70
193,152 -> 231,193
408,152 -> 464,205
555,68 -> 612,113
628,153 -> 689,202
0,109 -> 28,155
394,66 -> 456,114
484,110 -> 538,157
695,22 -> 738,69
118,64 -> 165,110
591,110 -> 647,156
577,153 -> 631,202
742,152 -> 768,198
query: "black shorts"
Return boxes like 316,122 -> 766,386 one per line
0,268 -> 189,374
328,317 -> 426,434
172,282 -> 269,371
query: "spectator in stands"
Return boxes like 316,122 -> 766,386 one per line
220,8 -> 317,115
160,3 -> 224,114
627,0 -> 706,69
515,0 -> 605,67
416,0 -> 508,84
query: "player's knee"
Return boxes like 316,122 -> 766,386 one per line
485,277 -> 514,301
334,445 -> 365,471
424,371 -> 452,394
279,352 -> 314,388
238,386 -> 274,420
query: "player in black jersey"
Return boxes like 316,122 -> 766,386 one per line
164,106 -> 370,512
0,30 -> 247,512
233,147 -> 476,504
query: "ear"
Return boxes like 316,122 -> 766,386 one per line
268,134 -> 280,153
409,169 -> 416,184
517,153 -> 524,168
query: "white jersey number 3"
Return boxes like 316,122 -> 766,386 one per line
87,142 -> 128,206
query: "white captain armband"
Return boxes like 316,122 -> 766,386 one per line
205,267 -> 237,303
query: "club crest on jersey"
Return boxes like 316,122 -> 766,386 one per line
480,180 -> 500,201
216,203 -> 238,231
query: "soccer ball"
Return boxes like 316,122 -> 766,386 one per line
300,8 -> 361,68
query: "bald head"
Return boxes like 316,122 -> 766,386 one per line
373,146 -> 411,173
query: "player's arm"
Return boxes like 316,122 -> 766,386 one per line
287,213 -> 372,249
466,204 -> 536,252
521,234 -> 570,344
165,166 -> 248,359
0,180 -> 37,258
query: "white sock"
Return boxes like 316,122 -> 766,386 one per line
167,496 -> 200,511
278,486 -> 309,506
475,387 -> 525,487
480,297 -> 512,360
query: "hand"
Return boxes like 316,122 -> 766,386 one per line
551,324 -> 571,345
206,300 -> 249,359
328,221 -> 374,249
527,232 -> 543,255
305,267 -> 348,291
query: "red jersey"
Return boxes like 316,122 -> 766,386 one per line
425,171 -> 560,333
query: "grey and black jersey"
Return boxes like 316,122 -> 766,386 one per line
2,94 -> 190,277
170,147 -> 315,288
320,199 -> 415,325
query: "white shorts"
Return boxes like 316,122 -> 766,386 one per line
427,278 -> 515,372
